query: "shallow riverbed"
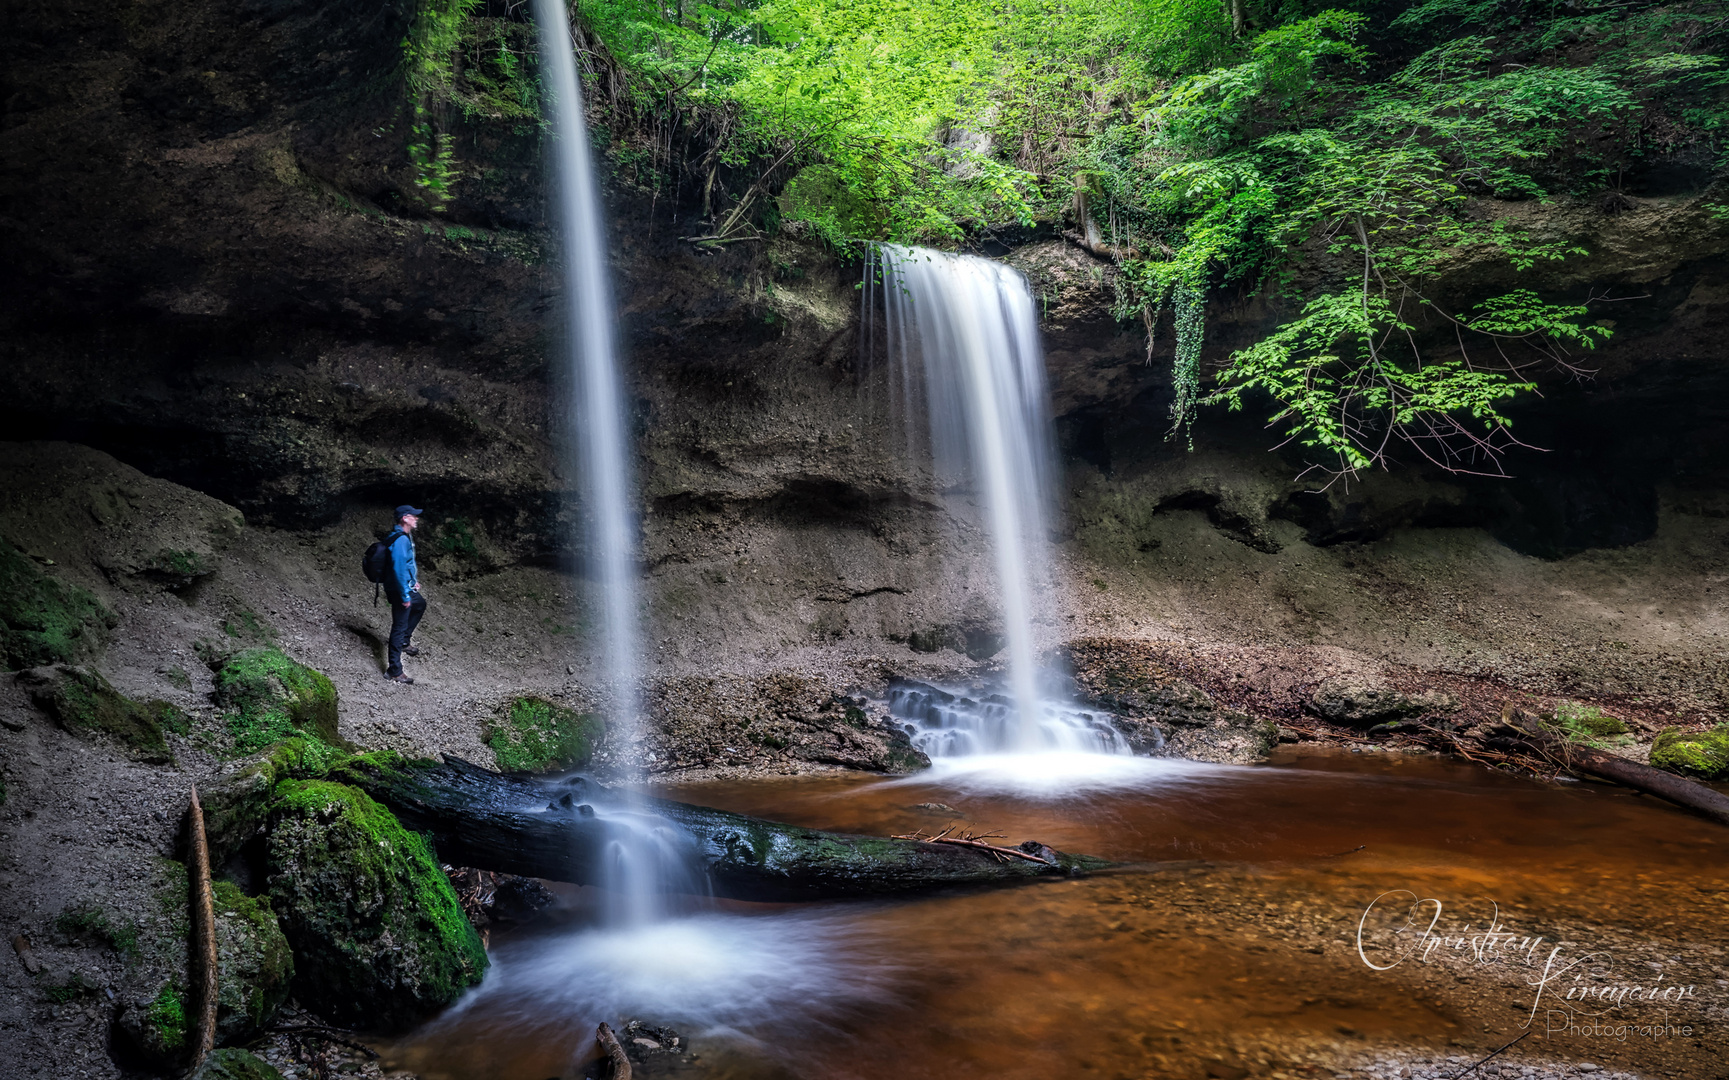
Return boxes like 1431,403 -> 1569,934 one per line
382,749 -> 1729,1080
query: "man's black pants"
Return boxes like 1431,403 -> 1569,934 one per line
388,591 -> 426,676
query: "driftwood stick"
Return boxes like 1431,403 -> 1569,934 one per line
187,785 -> 219,1071
890,829 -> 1054,864
596,1022 -> 632,1080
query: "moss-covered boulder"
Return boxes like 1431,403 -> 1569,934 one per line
0,537 -> 114,671
113,861 -> 294,1068
214,647 -> 341,755
1650,725 -> 1729,780
266,780 -> 487,1031
193,1048 -> 287,1080
202,738 -> 331,864
16,663 -> 188,762
486,696 -> 603,772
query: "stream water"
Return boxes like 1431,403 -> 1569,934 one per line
384,750 -> 1729,1080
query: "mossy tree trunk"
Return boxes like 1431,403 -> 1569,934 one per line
335,756 -> 1112,902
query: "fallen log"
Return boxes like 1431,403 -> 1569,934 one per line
334,755 -> 1110,902
1492,710 -> 1729,828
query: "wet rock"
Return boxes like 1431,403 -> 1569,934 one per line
1649,724 -> 1729,780
912,802 -> 961,816
447,866 -> 558,930
1306,677 -> 1455,727
1063,640 -> 1278,763
266,780 -> 487,1032
15,663 -> 188,762
1161,710 -> 1280,766
1063,641 -> 1221,727
651,676 -> 930,775
113,862 -> 293,1069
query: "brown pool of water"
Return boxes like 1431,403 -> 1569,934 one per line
383,749 -> 1729,1080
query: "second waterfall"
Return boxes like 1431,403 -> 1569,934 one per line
872,245 -> 1112,755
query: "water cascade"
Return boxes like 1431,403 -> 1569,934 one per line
874,245 -> 1121,757
534,0 -> 641,740
533,0 -> 689,927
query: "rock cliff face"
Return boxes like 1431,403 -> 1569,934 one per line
3,0 -> 1727,712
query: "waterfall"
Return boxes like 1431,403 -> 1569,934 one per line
874,245 -> 1110,755
534,0 -> 639,758
535,0 -> 693,922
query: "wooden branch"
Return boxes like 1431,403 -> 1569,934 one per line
1504,716 -> 1729,827
335,756 -> 1112,902
891,827 -> 1055,864
597,1022 -> 632,1080
187,785 -> 218,1072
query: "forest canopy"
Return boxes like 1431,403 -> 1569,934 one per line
422,0 -> 1729,474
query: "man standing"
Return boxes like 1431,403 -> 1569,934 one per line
385,505 -> 427,684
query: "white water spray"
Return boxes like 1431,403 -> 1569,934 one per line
875,245 -> 1077,753
534,0 -> 640,737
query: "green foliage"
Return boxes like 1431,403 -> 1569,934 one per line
0,537 -> 114,671
1650,724 -> 1729,780
562,0 -> 1725,468
487,696 -> 604,772
214,648 -> 342,759
267,780 -> 487,1029
401,0 -> 482,209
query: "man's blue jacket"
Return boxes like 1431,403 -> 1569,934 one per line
387,530 -> 418,603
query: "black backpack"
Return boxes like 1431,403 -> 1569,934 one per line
362,529 -> 403,605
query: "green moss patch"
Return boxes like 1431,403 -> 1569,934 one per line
214,647 -> 341,756
55,903 -> 139,956
17,664 -> 184,762
0,537 -> 113,671
1546,700 -> 1632,747
1651,725 -> 1729,781
193,1048 -> 288,1080
266,780 -> 487,1031
144,985 -> 188,1051
486,696 -> 603,773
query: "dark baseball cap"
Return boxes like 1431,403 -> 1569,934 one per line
394,505 -> 426,517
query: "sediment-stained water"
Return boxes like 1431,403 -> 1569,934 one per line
383,749 -> 1729,1079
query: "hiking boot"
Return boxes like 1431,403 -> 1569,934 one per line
386,673 -> 415,685
403,646 -> 421,657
